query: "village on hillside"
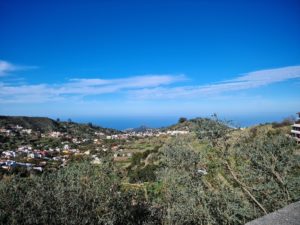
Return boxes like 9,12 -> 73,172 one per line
0,120 -> 189,174
2,112 -> 300,175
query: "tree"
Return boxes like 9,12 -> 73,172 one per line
194,117 -> 231,146
0,159 -> 156,225
0,160 -> 121,225
158,136 -> 206,224
232,132 -> 299,212
129,164 -> 158,183
272,116 -> 296,128
156,135 -> 259,225
178,117 -> 187,123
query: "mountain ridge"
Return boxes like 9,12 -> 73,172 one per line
0,115 -> 120,134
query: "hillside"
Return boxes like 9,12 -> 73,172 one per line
0,115 -> 120,135
162,116 -> 232,133
0,114 -> 299,225
0,116 -> 59,132
124,125 -> 158,133
59,121 -> 120,136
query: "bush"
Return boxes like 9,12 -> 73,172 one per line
193,116 -> 232,145
178,117 -> 187,123
272,117 -> 295,128
233,133 -> 300,211
129,164 -> 159,183
155,132 -> 300,225
0,161 -> 121,225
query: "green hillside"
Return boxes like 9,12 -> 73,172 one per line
162,116 -> 232,132
0,115 -> 120,134
0,116 -> 59,132
0,116 -> 299,225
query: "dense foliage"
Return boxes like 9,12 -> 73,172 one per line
0,159 -> 153,225
1,118 -> 299,225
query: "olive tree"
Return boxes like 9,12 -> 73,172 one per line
0,160 -> 120,225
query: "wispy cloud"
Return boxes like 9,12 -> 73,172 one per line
0,74 -> 186,103
130,65 -> 300,99
61,75 -> 186,95
1,65 -> 299,103
0,60 -> 37,76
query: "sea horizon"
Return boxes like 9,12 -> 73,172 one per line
50,113 -> 295,130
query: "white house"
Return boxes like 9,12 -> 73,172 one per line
291,112 -> 300,143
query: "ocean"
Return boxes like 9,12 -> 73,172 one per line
63,113 -> 294,130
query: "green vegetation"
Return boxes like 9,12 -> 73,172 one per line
0,116 -> 58,132
0,116 -> 299,224
178,117 -> 188,123
0,115 -> 119,134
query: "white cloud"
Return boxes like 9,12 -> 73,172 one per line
0,60 -> 37,76
0,61 -> 17,76
130,65 -> 300,99
61,74 -> 186,95
0,74 -> 186,103
1,65 -> 300,103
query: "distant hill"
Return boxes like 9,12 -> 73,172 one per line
162,117 -> 232,132
124,125 -> 158,133
0,116 -> 59,132
59,121 -> 120,136
0,115 -> 120,134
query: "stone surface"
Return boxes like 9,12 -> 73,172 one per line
245,201 -> 300,225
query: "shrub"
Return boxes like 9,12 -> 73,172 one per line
0,160 -> 120,225
178,117 -> 187,123
129,164 -> 159,183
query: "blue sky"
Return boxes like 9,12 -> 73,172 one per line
0,0 -> 300,128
